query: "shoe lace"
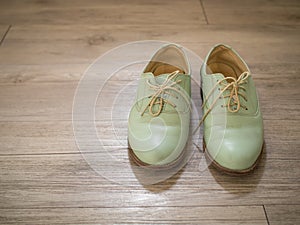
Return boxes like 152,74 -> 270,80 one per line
197,71 -> 250,127
141,70 -> 189,117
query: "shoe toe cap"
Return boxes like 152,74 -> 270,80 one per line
129,125 -> 183,165
128,109 -> 190,165
206,129 -> 263,171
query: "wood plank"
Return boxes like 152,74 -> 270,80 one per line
0,206 -> 267,224
264,204 -> 300,225
0,0 -> 205,26
0,24 -> 298,65
0,153 -> 299,208
202,0 -> 300,25
0,61 -> 299,84
0,120 -> 299,159
0,73 -> 299,121
0,64 -> 87,83
7,23 -> 299,42
0,1 -> 298,224
0,83 -> 76,121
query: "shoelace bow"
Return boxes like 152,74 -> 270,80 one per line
141,70 -> 189,117
196,71 -> 250,130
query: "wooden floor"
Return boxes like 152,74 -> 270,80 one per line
0,0 -> 299,224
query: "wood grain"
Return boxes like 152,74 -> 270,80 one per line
0,0 -> 205,26
0,119 -> 299,163
0,153 -> 299,207
0,206 -> 267,224
0,24 -> 299,65
202,0 -> 300,25
264,204 -> 300,225
0,75 -> 299,121
0,0 -> 299,224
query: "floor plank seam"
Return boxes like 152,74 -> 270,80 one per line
263,204 -> 300,206
199,0 -> 209,25
0,204 -> 275,210
263,205 -> 270,225
0,25 -> 12,46
1,152 -> 300,160
0,152 -> 122,156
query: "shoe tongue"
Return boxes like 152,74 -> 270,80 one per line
211,73 -> 235,83
212,72 -> 226,79
212,72 -> 247,81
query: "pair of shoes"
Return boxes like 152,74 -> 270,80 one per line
128,44 -> 264,175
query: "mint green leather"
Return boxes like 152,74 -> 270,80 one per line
128,44 -> 191,165
201,44 -> 263,171
128,72 -> 191,165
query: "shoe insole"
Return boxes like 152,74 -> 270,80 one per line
206,45 -> 247,79
208,62 -> 239,78
150,62 -> 185,76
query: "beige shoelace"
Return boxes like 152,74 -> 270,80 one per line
197,71 -> 250,127
141,70 -> 189,117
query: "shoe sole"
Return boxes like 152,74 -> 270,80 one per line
203,139 -> 264,175
128,140 -> 188,170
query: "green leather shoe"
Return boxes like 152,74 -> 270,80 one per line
128,44 -> 191,166
200,44 -> 263,174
